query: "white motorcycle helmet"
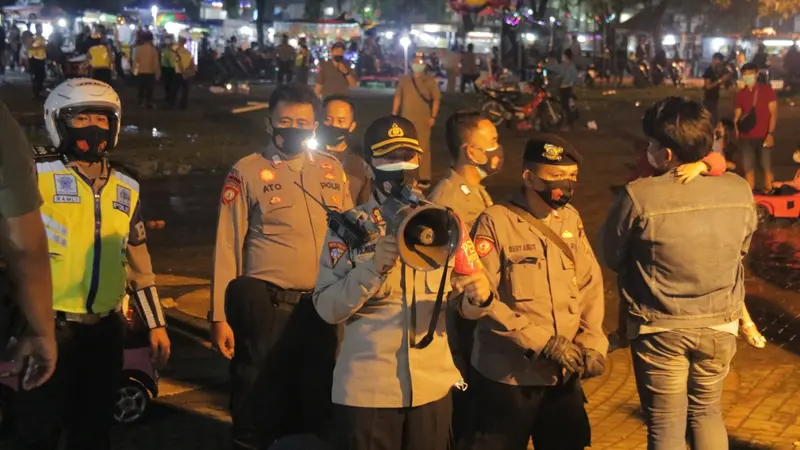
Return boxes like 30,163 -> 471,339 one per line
44,78 -> 121,160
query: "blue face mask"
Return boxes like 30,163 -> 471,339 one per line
411,63 -> 426,73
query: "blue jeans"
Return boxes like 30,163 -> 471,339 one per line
631,329 -> 737,450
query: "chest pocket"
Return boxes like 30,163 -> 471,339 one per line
321,190 -> 343,212
559,240 -> 580,298
258,197 -> 295,236
506,248 -> 547,301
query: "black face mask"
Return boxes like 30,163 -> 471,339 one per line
470,145 -> 504,178
373,168 -> 417,198
333,55 -> 344,63
532,176 -> 575,209
271,124 -> 313,156
319,124 -> 349,150
65,125 -> 112,162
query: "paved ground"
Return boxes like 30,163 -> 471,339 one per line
2,73 -> 800,449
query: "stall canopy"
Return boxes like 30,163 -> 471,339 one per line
2,4 -> 66,21
273,19 -> 362,40
156,12 -> 190,26
123,0 -> 185,13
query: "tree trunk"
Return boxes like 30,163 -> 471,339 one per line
256,0 -> 266,46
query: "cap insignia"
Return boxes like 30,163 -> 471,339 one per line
543,144 -> 563,161
388,123 -> 404,138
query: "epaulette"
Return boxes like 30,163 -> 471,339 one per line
31,146 -> 60,161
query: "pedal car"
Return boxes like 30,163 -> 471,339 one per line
0,295 -> 158,430
753,169 -> 800,222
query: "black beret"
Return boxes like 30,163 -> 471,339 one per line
523,134 -> 583,166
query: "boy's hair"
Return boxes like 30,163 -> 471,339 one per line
741,62 -> 758,74
445,110 -> 486,161
268,82 -> 320,119
642,97 -> 713,163
322,95 -> 356,117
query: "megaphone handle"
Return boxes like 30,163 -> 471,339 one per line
411,260 -> 450,350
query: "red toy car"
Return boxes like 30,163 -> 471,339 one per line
0,295 -> 158,430
753,170 -> 800,221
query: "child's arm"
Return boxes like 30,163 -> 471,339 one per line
674,151 -> 727,184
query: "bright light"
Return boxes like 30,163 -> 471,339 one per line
549,16 -> 555,23
239,25 -> 254,36
577,35 -> 586,43
385,31 -> 394,39
129,24 -> 136,30
305,137 -> 319,150
289,38 -> 298,47
57,18 -> 67,27
764,39 -> 794,47
324,6 -> 334,16
527,8 -> 533,15
151,5 -> 159,22
662,34 -> 676,46
524,33 -> 536,42
711,37 -> 727,52
399,36 -> 410,49
164,22 -> 186,36
42,23 -> 53,39
226,83 -> 233,90
364,6 -> 372,13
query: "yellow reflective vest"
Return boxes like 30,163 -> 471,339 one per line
36,159 -> 139,314
88,43 -> 112,69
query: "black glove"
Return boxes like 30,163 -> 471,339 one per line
541,335 -> 584,374
581,348 -> 605,379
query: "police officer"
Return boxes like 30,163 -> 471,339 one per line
314,115 -> 490,450
428,109 -> 503,441
209,82 -> 352,450
458,134 -> 608,450
86,25 -> 114,83
15,79 -> 171,450
318,95 -> 371,205
0,101 -> 56,391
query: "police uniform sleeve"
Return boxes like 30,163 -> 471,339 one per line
210,169 -> 249,323
313,230 -> 385,324
572,213 -> 608,357
126,198 -> 167,329
471,212 -> 553,354
596,188 -> 639,272
0,102 -> 42,218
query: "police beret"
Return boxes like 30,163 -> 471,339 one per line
523,134 -> 583,166
363,115 -> 424,159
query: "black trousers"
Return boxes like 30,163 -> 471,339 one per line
14,314 -> 124,450
161,67 -> 175,101
224,277 -> 338,450
460,368 -> 591,450
703,97 -> 719,125
168,74 -> 190,109
277,61 -> 293,84
560,86 -> 574,126
137,73 -> 156,106
329,393 -> 452,450
92,68 -> 113,85
460,74 -> 479,93
30,58 -> 46,97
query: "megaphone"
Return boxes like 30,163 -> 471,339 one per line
381,187 -> 462,271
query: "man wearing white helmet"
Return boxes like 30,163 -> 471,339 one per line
13,78 -> 171,450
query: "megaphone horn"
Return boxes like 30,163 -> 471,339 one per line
387,203 -> 462,272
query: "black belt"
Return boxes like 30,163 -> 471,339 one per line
264,281 -> 312,306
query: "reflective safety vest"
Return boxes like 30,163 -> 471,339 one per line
36,159 -> 139,315
88,44 -> 112,69
28,36 -> 46,60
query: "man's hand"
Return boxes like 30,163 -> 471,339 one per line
541,335 -> 584,375
13,333 -> 57,390
149,327 -> 171,367
673,161 -> 709,184
451,272 -> 491,305
211,321 -> 235,360
764,133 -> 775,148
373,235 -> 400,274
581,348 -> 605,379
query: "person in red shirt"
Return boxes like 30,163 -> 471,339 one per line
734,63 -> 779,191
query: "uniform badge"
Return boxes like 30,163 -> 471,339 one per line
321,162 -> 333,171
113,185 -> 132,214
226,173 -> 242,187
271,155 -> 284,168
328,241 -> 348,267
221,185 -> 240,205
561,230 -> 574,239
388,123 -> 404,138
324,172 -> 336,180
269,196 -> 282,205
460,184 -> 471,195
543,143 -> 564,161
53,174 -> 80,203
259,169 -> 275,182
371,208 -> 385,225
331,195 -> 341,207
474,236 -> 495,258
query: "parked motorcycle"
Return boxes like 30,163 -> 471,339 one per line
480,81 -> 563,132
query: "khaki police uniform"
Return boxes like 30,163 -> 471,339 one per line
211,144 -> 352,449
315,115 -> 476,450
428,169 -> 494,229
340,150 -> 371,206
461,138 -> 607,450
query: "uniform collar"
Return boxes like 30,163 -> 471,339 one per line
510,189 -> 556,220
262,144 -> 307,172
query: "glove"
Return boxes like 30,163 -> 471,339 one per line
581,348 -> 605,379
541,335 -> 584,375
373,235 -> 400,275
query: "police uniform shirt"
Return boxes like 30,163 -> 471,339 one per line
341,150 -> 371,206
313,193 -> 462,409
35,149 -> 166,328
428,169 -> 493,229
0,102 -> 42,218
469,190 -> 608,386
210,145 -> 353,322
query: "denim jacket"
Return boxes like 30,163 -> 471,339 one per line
598,172 -> 757,329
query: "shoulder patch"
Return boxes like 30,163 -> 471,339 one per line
328,241 -> 348,267
31,146 -> 59,161
474,236 -> 495,258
